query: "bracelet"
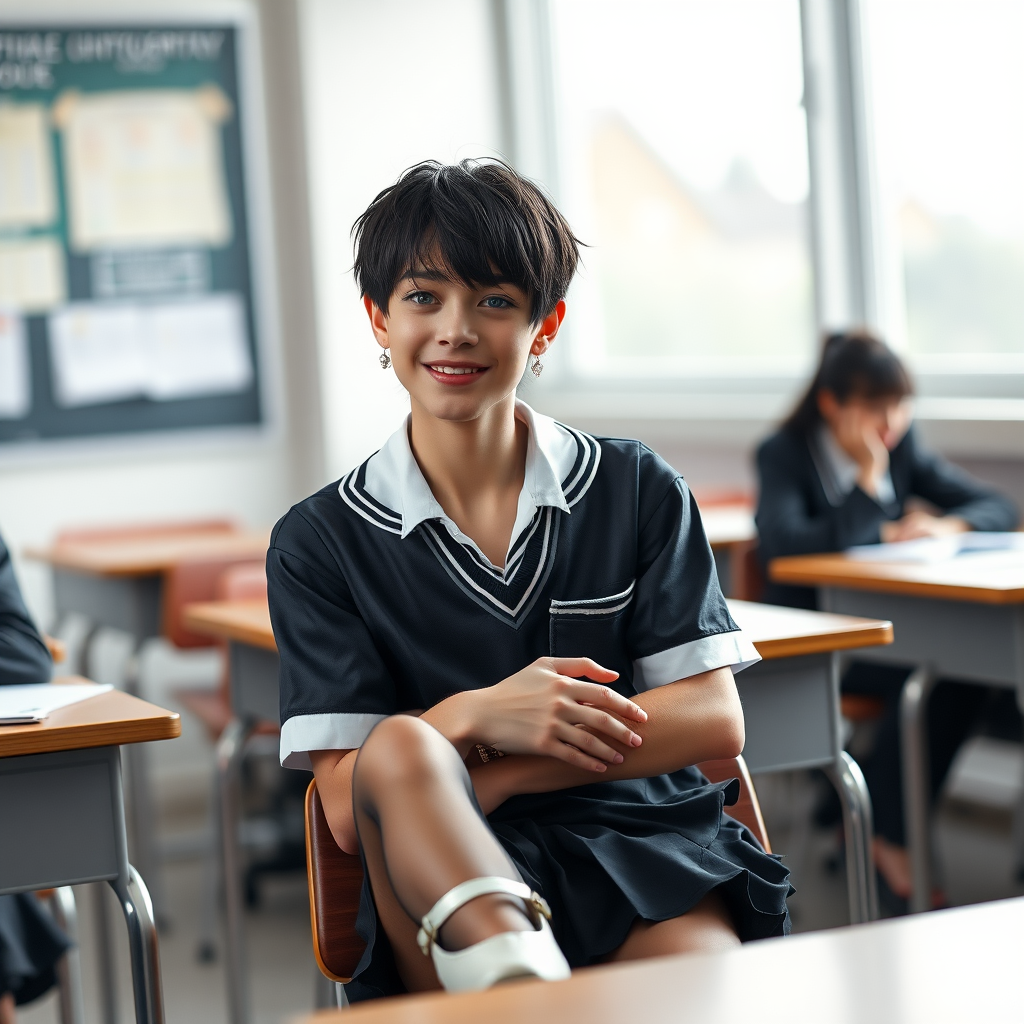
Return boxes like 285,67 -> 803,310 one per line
475,743 -> 506,763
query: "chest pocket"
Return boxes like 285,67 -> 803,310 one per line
548,581 -> 635,681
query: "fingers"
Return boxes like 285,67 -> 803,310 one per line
548,657 -> 620,683
571,702 -> 643,748
553,721 -> 623,767
563,678 -> 648,724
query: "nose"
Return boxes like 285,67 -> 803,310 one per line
435,298 -> 478,348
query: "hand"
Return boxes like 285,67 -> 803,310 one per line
881,512 -> 970,542
463,657 -> 647,773
832,404 -> 889,498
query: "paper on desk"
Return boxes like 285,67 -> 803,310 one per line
847,533 -> 1024,563
0,683 -> 113,725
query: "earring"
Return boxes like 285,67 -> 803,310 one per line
379,349 -> 391,370
530,354 -> 543,377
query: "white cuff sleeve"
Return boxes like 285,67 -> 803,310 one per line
279,712 -> 389,770
632,631 -> 761,692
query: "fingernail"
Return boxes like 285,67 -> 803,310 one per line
595,763 -> 607,772
613,753 -> 623,764
631,734 -> 643,747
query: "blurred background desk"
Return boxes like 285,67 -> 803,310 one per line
25,521 -> 270,916
770,548 -> 1024,914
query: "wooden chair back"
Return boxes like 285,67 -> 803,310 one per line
304,754 -> 771,983
162,557 -> 266,648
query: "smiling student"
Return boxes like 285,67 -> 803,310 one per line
267,160 -> 791,1000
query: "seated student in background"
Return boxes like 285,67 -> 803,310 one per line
755,331 -> 1019,907
0,531 -> 70,1024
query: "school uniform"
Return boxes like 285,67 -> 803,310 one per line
755,423 -> 1018,609
269,402 -> 792,1002
754,424 -> 1019,855
0,532 -> 70,1007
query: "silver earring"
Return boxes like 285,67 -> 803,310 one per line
379,349 -> 391,370
531,354 -> 543,377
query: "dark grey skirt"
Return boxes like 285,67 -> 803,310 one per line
0,894 -> 71,1005
346,767 -> 793,1002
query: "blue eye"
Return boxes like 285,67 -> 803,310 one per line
482,295 -> 512,308
406,291 -> 435,305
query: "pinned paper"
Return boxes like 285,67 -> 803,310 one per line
0,102 -> 57,229
0,311 -> 30,418
54,86 -> 234,251
0,236 -> 67,312
49,293 -> 252,407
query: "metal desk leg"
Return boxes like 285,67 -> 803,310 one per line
110,866 -> 165,1024
219,717 -> 255,1024
900,665 -> 936,914
48,888 -> 86,1024
825,752 -> 879,923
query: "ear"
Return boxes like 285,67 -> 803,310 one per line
816,388 -> 840,422
531,299 -> 566,356
363,295 -> 390,351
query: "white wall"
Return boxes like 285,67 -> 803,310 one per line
298,0 -> 505,478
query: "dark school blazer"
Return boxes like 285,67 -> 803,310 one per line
755,425 -> 1019,608
0,532 -> 52,685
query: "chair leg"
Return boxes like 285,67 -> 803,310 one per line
46,888 -> 86,1024
196,761 -> 223,962
335,983 -> 348,1009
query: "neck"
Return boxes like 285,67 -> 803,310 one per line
408,394 -> 526,517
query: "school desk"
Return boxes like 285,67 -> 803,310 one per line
25,526 -> 270,910
700,504 -> 757,599
0,681 -> 180,1024
184,595 -> 892,1024
294,895 -> 1024,1024
770,548 -> 1024,914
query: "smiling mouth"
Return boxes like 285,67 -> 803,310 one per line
427,364 -> 485,375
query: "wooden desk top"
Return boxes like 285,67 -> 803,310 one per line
25,529 -> 270,578
770,549 -> 1024,604
701,505 -> 756,549
183,596 -> 892,663
727,599 -> 892,660
296,896 -> 1024,1024
184,599 -> 277,652
0,679 -> 181,758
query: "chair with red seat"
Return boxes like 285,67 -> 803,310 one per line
304,754 -> 771,1005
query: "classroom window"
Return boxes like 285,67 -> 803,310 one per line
866,0 -> 1024,369
547,0 -> 814,377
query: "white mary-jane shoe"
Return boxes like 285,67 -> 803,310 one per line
417,876 -> 571,992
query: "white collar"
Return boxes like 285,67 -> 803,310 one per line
359,401 -> 581,571
815,425 -> 896,506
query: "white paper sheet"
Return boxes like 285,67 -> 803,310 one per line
48,293 -> 252,407
54,87 -> 233,251
0,683 -> 113,725
0,310 -> 30,418
0,236 -> 67,312
847,532 -> 1024,563
0,103 -> 57,229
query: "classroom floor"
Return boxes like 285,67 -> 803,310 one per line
18,760 -> 1024,1024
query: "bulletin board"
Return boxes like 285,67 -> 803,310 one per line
0,19 -> 270,451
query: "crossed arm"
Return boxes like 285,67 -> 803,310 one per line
311,659 -> 744,855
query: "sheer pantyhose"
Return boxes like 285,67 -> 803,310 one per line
352,715 -> 740,992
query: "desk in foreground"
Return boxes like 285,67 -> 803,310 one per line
297,896 -> 1024,1024
0,682 -> 180,1024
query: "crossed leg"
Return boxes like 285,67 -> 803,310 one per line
352,715 -> 741,991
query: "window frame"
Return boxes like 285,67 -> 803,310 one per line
497,0 -> 1024,452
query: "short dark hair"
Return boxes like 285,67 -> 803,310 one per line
783,329 -> 914,434
352,159 -> 581,325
